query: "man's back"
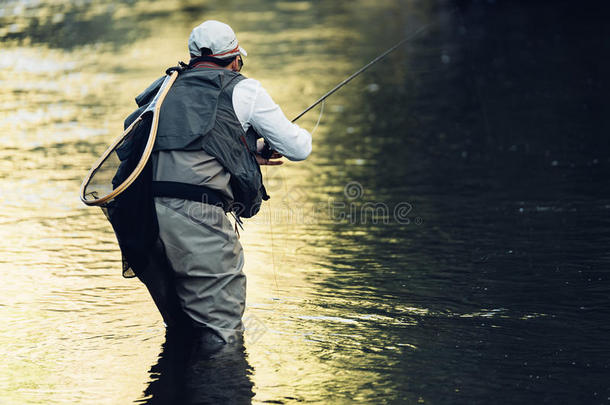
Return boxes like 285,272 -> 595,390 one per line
130,20 -> 311,348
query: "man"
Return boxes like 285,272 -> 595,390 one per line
133,20 -> 311,349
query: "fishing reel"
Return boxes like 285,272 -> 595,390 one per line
260,141 -> 274,160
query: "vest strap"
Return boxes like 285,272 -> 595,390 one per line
152,181 -> 228,211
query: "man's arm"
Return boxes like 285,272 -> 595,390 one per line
233,78 -> 312,161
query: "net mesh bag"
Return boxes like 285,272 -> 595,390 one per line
80,72 -> 178,277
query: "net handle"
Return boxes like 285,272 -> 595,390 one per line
79,71 -> 179,206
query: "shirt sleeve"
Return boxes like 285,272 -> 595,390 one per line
232,78 -> 312,161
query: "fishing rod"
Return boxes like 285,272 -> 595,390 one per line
291,25 -> 428,123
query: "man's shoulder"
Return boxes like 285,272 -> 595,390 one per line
234,76 -> 261,92
235,75 -> 259,84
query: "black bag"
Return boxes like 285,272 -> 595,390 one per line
104,109 -> 159,278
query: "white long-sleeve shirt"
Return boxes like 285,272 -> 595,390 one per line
233,78 -> 312,161
153,73 -> 311,201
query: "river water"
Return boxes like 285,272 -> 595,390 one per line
1,1 -> 609,404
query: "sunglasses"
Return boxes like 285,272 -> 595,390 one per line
237,55 -> 243,72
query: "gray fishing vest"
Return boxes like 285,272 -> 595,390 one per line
138,68 -> 267,218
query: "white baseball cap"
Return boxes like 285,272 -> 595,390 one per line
188,20 -> 247,58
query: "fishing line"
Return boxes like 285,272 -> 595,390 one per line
267,99 -> 325,292
264,164 -> 280,293
310,99 -> 325,136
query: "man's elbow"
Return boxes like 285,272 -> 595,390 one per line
289,138 -> 312,161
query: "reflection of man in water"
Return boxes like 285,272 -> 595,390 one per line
142,331 -> 254,404
135,20 -> 311,348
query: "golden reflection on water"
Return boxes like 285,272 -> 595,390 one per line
0,0 -> 429,403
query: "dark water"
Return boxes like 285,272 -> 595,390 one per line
316,2 -> 610,403
1,0 -> 609,404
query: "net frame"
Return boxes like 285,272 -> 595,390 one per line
80,71 -> 179,207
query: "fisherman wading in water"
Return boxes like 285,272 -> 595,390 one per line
128,20 -> 311,350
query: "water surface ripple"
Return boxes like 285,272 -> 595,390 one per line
1,1 -> 609,404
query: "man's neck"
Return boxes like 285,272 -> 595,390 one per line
189,56 -> 237,71
192,61 -> 225,69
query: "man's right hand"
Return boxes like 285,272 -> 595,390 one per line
256,150 -> 283,166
